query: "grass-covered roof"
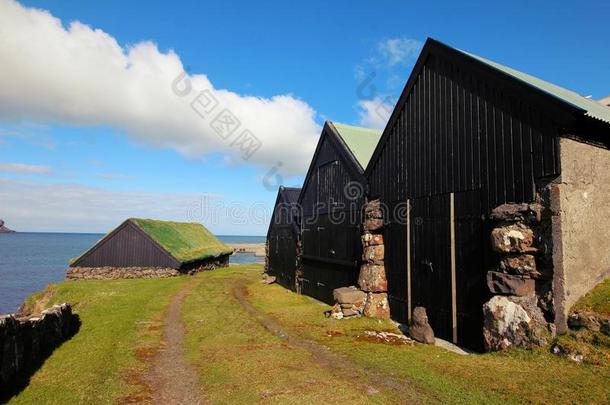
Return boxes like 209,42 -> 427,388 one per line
130,218 -> 232,264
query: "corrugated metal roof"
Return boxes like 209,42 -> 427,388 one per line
459,50 -> 610,125
331,122 -> 383,169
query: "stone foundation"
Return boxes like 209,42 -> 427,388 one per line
330,199 -> 390,320
483,202 -> 554,351
0,304 -> 79,396
67,256 -> 229,280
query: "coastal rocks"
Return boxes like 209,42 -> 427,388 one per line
0,303 -> 79,394
482,296 -> 548,351
0,219 -> 15,233
408,307 -> 435,344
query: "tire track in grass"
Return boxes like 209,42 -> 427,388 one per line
232,279 -> 436,403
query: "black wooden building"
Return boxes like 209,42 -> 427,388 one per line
266,186 -> 301,291
70,218 -> 232,271
298,121 -> 382,303
365,38 -> 610,348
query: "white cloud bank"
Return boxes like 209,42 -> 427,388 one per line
0,178 -> 272,234
0,0 -> 319,175
357,98 -> 394,130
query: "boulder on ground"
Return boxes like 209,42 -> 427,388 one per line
358,264 -> 388,292
261,274 -> 277,284
408,307 -> 435,344
363,293 -> 390,319
568,312 -> 607,332
491,223 -> 536,253
333,286 -> 366,305
482,295 -> 548,351
487,271 -> 535,296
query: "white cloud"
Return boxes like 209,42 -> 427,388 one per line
377,38 -> 422,67
0,0 -> 320,176
0,162 -> 51,174
0,177 -> 272,234
357,97 -> 394,130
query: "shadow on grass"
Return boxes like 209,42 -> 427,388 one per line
0,313 -> 81,403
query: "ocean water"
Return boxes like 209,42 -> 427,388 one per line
0,233 -> 265,314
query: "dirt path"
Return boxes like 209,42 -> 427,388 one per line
146,283 -> 206,405
232,280 -> 434,402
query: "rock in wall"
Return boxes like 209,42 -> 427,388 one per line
67,256 -> 229,280
483,202 -> 554,351
0,303 -> 79,397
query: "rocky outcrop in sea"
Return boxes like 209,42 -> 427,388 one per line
0,219 -> 16,233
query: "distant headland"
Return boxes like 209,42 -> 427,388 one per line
0,219 -> 16,233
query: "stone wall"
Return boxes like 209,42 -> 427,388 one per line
483,203 -> 554,351
328,199 -> 390,320
0,303 -> 79,396
67,266 -> 181,280
551,137 -> 610,332
67,256 -> 229,280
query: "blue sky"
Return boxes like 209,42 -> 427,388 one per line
0,0 -> 609,234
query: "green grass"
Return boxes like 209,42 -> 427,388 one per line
572,278 -> 610,315
245,266 -> 610,404
132,218 -> 232,263
9,276 -> 189,404
10,264 -> 610,404
181,264 -> 405,404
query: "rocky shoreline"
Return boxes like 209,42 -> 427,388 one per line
0,219 -> 15,233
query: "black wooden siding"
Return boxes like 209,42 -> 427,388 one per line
266,188 -> 300,291
300,132 -> 364,303
72,221 -> 179,268
368,52 -> 561,207
366,47 -> 562,349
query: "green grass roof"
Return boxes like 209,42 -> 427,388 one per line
331,122 -> 383,170
459,50 -> 610,125
130,218 -> 232,264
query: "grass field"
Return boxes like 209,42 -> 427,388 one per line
9,276 -> 189,404
9,264 -> 610,404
